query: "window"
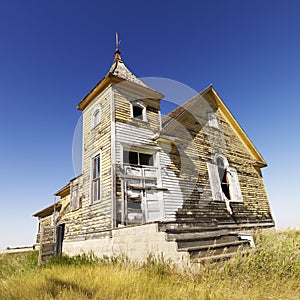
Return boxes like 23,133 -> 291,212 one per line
207,154 -> 243,202
51,210 -> 58,226
216,157 -> 231,200
123,150 -> 154,166
92,105 -> 101,128
71,184 -> 80,210
208,112 -> 219,129
131,101 -> 147,121
91,154 -> 101,202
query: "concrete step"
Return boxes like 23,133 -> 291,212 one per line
166,229 -> 231,241
186,240 -> 250,259
158,221 -> 239,233
176,234 -> 239,249
192,248 -> 254,263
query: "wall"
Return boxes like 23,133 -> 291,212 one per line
62,223 -> 189,265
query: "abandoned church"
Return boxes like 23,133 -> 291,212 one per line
33,39 -> 274,265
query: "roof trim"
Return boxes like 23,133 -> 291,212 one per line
33,202 -> 62,218
208,86 -> 267,167
161,85 -> 267,168
54,183 -> 70,197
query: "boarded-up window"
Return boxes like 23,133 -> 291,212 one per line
208,113 -> 219,129
91,154 -> 101,203
71,184 -> 80,210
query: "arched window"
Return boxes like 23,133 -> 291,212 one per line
216,156 -> 231,200
207,154 -> 243,202
91,105 -> 101,128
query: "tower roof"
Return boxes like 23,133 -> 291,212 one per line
107,49 -> 150,88
77,34 -> 163,111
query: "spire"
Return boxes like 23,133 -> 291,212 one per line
114,32 -> 121,62
108,33 -> 162,96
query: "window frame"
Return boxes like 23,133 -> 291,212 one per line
91,104 -> 101,128
70,183 -> 80,211
208,154 -> 243,203
208,112 -> 219,129
123,150 -> 154,167
130,100 -> 147,122
90,152 -> 101,204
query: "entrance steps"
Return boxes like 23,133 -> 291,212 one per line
158,222 -> 252,262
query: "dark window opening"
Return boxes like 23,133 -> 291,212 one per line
124,151 -> 154,166
139,153 -> 153,166
133,105 -> 143,120
217,157 -> 231,200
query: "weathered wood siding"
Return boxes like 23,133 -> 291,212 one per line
80,88 -> 112,235
159,92 -> 273,226
58,177 -> 83,241
58,88 -> 113,241
113,87 -> 162,223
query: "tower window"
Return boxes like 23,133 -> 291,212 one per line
91,105 -> 101,128
131,101 -> 147,121
133,105 -> 143,120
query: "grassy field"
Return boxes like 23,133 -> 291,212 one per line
1,230 -> 300,299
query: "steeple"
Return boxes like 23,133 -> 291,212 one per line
77,34 -> 164,111
108,33 -> 149,88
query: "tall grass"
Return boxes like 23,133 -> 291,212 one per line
1,230 -> 300,299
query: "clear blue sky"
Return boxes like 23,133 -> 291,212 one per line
0,0 -> 299,250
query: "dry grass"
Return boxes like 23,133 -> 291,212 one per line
1,230 -> 300,299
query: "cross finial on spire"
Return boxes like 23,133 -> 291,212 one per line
115,32 -> 120,51
114,32 -> 121,62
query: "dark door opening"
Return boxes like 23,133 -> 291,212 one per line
55,224 -> 65,255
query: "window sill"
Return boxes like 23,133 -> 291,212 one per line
130,117 -> 148,123
89,200 -> 101,206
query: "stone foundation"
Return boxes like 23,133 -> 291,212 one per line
62,223 -> 189,265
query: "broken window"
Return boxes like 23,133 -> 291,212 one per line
131,101 -> 147,121
207,154 -> 243,202
91,154 -> 101,203
208,112 -> 219,129
217,157 -> 231,200
123,151 -> 154,166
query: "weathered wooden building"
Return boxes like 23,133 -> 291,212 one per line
33,41 -> 274,265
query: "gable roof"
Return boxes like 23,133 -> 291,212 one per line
77,50 -> 163,111
161,85 -> 267,168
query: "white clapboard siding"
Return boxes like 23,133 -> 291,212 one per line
115,123 -> 157,163
159,150 -> 183,220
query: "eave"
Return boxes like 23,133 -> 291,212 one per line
33,202 -> 62,218
55,183 -> 70,197
77,76 -> 111,111
77,75 -> 164,111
